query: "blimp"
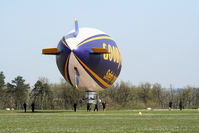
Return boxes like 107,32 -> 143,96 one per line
42,19 -> 122,103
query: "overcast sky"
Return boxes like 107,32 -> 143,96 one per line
0,0 -> 199,88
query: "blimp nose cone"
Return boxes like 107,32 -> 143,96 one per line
73,45 -> 101,70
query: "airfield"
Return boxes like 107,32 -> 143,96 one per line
0,110 -> 199,132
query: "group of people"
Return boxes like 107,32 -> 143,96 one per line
23,100 -> 184,112
73,101 -> 107,112
23,101 -> 106,113
169,100 -> 183,110
23,102 -> 35,113
75,100 -> 185,112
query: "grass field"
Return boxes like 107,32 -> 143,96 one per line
0,109 -> 199,133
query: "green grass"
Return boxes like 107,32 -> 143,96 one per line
0,109 -> 199,133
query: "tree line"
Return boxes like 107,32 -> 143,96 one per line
0,71 -> 199,110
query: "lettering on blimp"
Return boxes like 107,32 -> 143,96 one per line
103,43 -> 121,69
103,69 -> 117,84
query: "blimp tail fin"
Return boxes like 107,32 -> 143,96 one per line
74,18 -> 79,37
90,48 -> 110,54
42,48 -> 59,55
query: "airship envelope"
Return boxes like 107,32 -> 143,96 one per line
42,19 -> 122,91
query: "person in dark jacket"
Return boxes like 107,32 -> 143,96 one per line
23,102 -> 27,113
31,102 -> 35,112
102,101 -> 106,111
94,103 -> 98,112
73,103 -> 77,112
87,103 -> 91,112
169,101 -> 172,111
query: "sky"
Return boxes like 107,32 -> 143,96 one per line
0,0 -> 199,88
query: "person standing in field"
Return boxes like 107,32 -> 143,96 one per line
31,102 -> 35,112
23,103 -> 27,113
102,101 -> 106,111
94,103 -> 98,112
87,103 -> 91,112
73,103 -> 77,112
23,102 -> 27,113
169,101 -> 172,111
